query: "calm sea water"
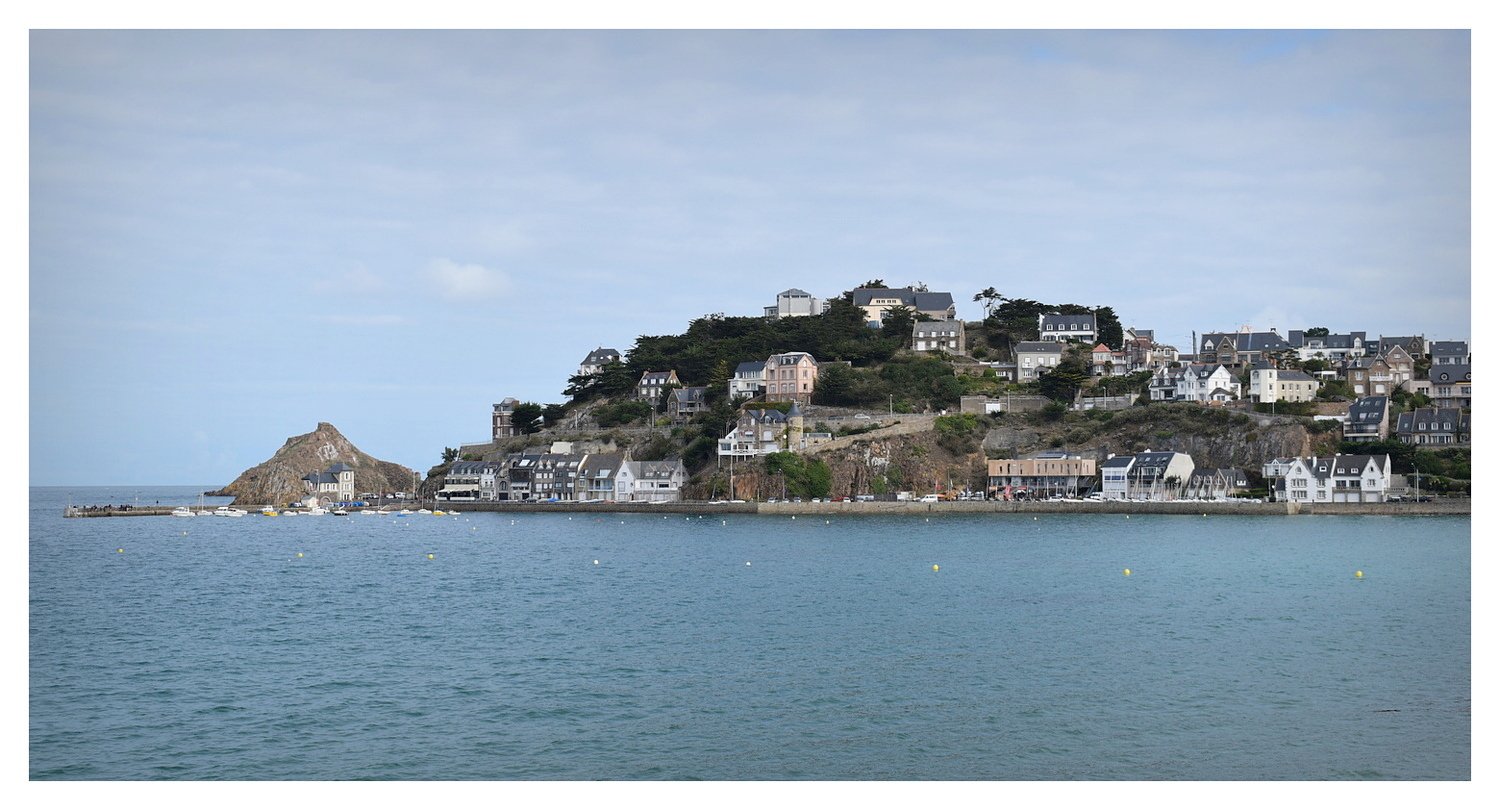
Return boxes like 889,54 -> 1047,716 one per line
29,486 -> 1470,780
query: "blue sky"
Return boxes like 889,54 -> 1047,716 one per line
28,29 -> 1472,487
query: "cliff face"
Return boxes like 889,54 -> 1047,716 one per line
208,422 -> 417,506
793,407 -> 1319,498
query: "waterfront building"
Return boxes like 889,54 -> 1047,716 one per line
1100,451 -> 1195,500
301,462 -> 356,503
616,460 -> 688,502
1180,468 -> 1251,500
1430,340 -> 1470,366
1273,454 -> 1392,503
577,453 -> 625,501
438,460 -> 502,501
986,453 -> 1097,499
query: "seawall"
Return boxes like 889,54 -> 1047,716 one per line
65,500 -> 1471,517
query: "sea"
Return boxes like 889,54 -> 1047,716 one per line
28,485 -> 1471,781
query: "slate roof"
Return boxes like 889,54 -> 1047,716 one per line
582,347 -> 621,364
1430,341 -> 1469,360
1201,331 -> 1292,353
734,361 -> 766,375
850,288 -> 954,313
1395,408 -> 1467,436
627,460 -> 686,481
671,386 -> 708,404
913,321 -> 962,336
1346,396 -> 1388,427
1429,365 -> 1472,385
1014,341 -> 1063,354
1040,313 -> 1096,330
1287,331 -> 1366,350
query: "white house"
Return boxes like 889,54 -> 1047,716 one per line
1038,312 -> 1097,343
729,361 -> 766,400
1273,454 -> 1392,503
1249,363 -> 1319,403
764,288 -> 829,319
1153,364 -> 1241,403
615,460 -> 688,502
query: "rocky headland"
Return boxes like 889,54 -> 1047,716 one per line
206,422 -> 417,506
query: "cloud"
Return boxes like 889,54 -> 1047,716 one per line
423,258 -> 513,301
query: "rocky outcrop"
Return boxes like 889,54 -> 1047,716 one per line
207,422 -> 417,506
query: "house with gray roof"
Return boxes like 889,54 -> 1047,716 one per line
1199,330 -> 1292,368
302,462 -> 356,503
912,320 -> 965,353
1014,341 -> 1063,382
669,386 -> 709,421
1430,340 -> 1469,366
1378,335 -> 1427,358
635,370 -> 681,404
1397,407 -> 1469,445
616,460 -> 688,502
1395,407 -> 1468,446
576,453 -> 625,501
1099,451 -> 1196,500
1287,330 -> 1369,361
729,361 -> 766,400
1274,454 -> 1392,503
578,347 -> 622,377
1343,396 -> 1390,443
1038,312 -> 1097,343
1429,365 -> 1471,409
850,287 -> 956,326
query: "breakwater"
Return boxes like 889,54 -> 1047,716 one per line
65,499 -> 1470,517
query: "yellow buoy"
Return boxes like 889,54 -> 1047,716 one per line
1124,569 -> 1131,576
594,560 -> 599,565
428,554 -> 434,559
118,549 -> 123,553
1356,571 -> 1363,578
297,553 -> 303,557
933,565 -> 940,571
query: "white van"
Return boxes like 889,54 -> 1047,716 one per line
919,494 -> 940,502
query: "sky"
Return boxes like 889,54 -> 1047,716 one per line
27,28 -> 1473,487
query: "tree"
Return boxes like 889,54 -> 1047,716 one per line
1038,358 -> 1090,401
441,447 -> 459,463
542,403 -> 569,428
880,305 -> 917,345
1304,326 -> 1330,337
973,286 -> 1003,318
510,402 -> 544,435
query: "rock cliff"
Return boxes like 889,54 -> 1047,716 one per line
207,422 -> 417,506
